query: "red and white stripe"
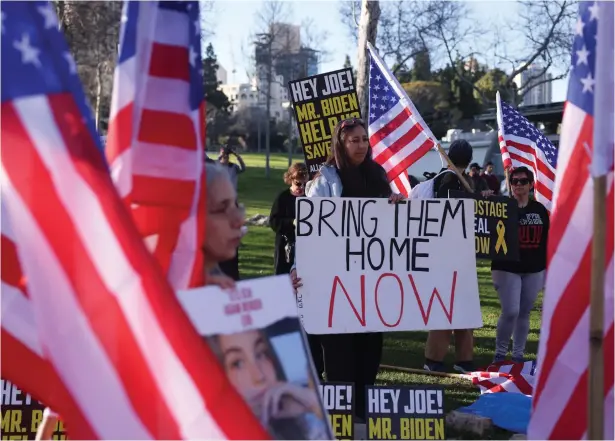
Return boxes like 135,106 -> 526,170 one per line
527,104 -> 614,439
106,2 -> 205,290
463,361 -> 536,396
496,97 -> 556,213
366,43 -> 435,197
0,94 -> 268,439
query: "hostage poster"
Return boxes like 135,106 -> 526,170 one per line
177,275 -> 333,440
288,68 -> 361,178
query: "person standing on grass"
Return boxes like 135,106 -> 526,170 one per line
217,145 -> 246,280
423,140 -> 493,374
289,117 -> 404,422
491,166 -> 549,363
268,163 -> 325,380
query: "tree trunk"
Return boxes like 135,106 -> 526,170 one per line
356,0 -> 381,118
265,52 -> 272,179
95,63 -> 103,131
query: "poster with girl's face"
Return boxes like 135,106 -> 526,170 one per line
177,275 -> 333,440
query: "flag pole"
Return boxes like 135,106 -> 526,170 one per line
435,143 -> 474,193
588,173 -> 606,440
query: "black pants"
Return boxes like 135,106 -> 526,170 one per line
321,332 -> 383,420
307,334 -> 324,379
218,248 -> 239,280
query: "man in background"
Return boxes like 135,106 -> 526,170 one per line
218,145 -> 246,191
481,161 -> 501,195
468,162 -> 490,194
217,145 -> 246,280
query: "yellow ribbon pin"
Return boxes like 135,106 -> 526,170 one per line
495,220 -> 507,254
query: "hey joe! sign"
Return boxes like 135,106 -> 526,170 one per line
449,190 -> 519,261
288,69 -> 361,177
366,386 -> 445,440
295,197 -> 482,334
318,383 -> 354,440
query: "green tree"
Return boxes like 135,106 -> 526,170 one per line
401,81 -> 450,139
343,54 -> 358,82
202,43 -> 231,147
474,68 -> 518,105
410,50 -> 431,82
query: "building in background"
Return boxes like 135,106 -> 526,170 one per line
514,64 -> 553,106
220,75 -> 289,123
217,21 -> 317,123
216,66 -> 227,85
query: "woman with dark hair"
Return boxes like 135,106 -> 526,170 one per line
269,163 -> 325,380
491,166 -> 549,363
269,163 -> 309,276
207,330 -> 329,439
290,117 -> 404,422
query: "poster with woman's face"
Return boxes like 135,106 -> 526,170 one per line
177,275 -> 333,440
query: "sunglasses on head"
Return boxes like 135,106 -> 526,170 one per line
340,117 -> 364,129
511,178 -> 530,186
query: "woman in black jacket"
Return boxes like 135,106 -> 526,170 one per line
269,163 -> 309,275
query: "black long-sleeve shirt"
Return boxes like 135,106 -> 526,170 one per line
269,189 -> 298,275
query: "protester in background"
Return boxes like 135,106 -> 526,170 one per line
423,140 -> 492,374
207,329 -> 329,439
408,173 -> 420,188
218,145 -> 246,280
491,166 -> 549,363
218,144 -> 246,190
35,408 -> 59,440
269,163 -> 308,276
289,118 -> 404,421
468,162 -> 490,194
481,161 -> 501,195
204,162 -> 246,289
268,163 -> 325,379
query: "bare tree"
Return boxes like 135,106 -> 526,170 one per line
341,1 -> 469,73
437,0 -> 576,107
58,1 -> 122,130
249,1 -> 327,177
356,0 -> 381,118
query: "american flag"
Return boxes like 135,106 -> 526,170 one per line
106,0 -> 206,290
528,2 -> 614,439
0,2 -> 268,439
496,93 -> 557,212
463,361 -> 537,396
366,43 -> 436,196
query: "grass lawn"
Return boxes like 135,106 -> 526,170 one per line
236,153 -> 540,439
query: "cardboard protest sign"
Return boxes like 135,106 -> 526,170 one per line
318,383 -> 354,440
295,197 -> 482,334
177,276 -> 333,440
366,386 -> 445,440
288,68 -> 361,177
1,380 -> 67,440
449,190 -> 519,261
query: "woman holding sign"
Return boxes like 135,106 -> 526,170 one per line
290,118 -> 404,421
491,166 -> 549,363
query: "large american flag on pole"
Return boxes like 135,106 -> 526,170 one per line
0,2 -> 268,438
528,1 -> 614,439
106,0 -> 206,290
496,92 -> 557,212
366,42 -> 437,196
